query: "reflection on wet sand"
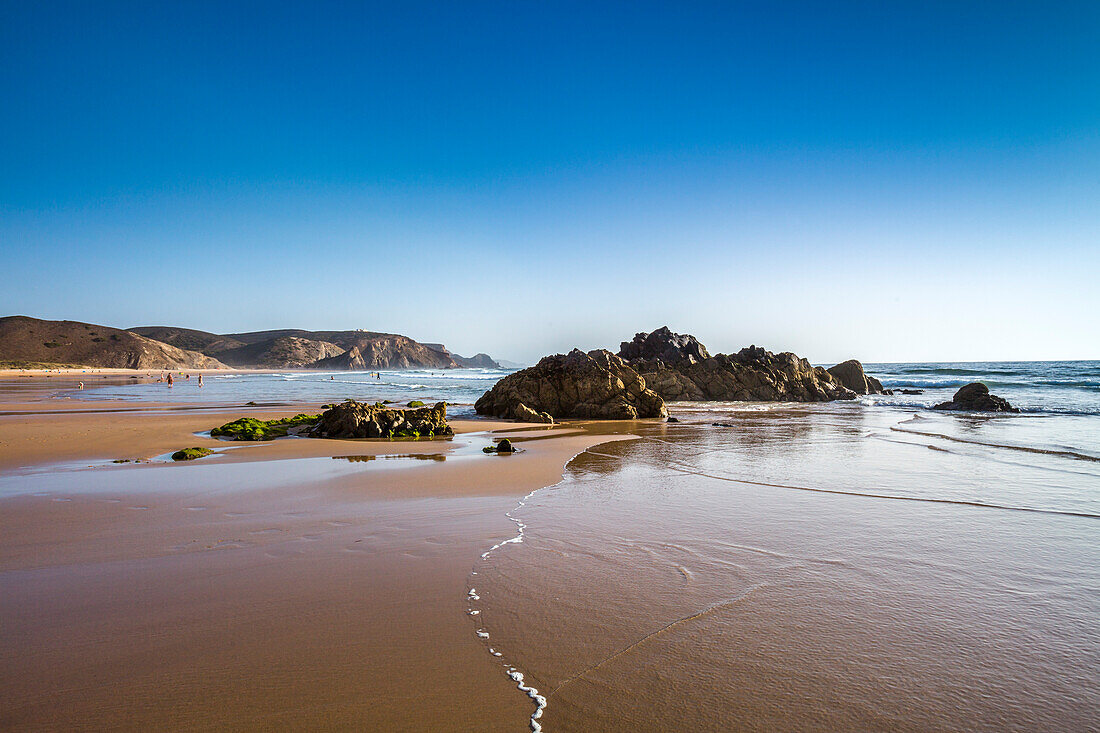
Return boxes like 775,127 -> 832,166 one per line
471,405 -> 1100,732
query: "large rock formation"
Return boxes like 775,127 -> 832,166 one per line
0,316 -> 227,370
933,383 -> 1019,413
619,326 -> 710,365
475,349 -> 667,420
618,329 -> 855,403
827,359 -> 885,395
514,403 -> 555,424
310,400 -> 454,438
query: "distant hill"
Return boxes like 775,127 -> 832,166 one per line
0,316 -> 226,369
129,326 -> 246,354
0,317 -> 502,371
130,326 -> 489,370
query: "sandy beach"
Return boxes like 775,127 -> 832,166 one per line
0,376 -> 635,730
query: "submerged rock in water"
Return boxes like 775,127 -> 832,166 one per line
310,400 -> 454,438
932,383 -> 1019,413
475,349 -> 666,420
826,359 -> 885,395
620,329 -> 855,403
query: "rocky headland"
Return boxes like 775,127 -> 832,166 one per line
136,326 -> 465,370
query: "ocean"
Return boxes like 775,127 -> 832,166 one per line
58,367 -> 515,417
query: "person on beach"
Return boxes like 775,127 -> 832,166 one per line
167,373 -> 174,387
198,375 -> 203,387
78,381 -> 83,389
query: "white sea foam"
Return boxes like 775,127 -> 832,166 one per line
508,669 -> 547,732
470,444 -> 605,731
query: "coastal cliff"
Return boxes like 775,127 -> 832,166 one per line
132,326 -> 489,370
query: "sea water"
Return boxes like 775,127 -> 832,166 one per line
57,368 -> 515,417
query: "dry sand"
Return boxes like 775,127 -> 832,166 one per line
0,380 -> 637,730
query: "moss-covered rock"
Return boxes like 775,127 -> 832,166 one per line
310,400 -> 453,439
211,413 -> 320,441
172,447 -> 214,461
407,400 -> 425,408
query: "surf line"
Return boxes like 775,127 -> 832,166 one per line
890,425 -> 1100,463
581,445 -> 1100,520
467,479 -> 549,730
468,442 -> 623,732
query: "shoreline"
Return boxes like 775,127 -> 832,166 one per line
0,384 -> 640,729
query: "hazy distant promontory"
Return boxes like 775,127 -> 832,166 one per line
0,316 -> 505,371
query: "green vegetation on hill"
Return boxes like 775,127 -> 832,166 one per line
210,413 -> 320,441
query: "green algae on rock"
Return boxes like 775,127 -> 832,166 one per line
210,414 -> 320,441
309,400 -> 453,439
171,447 -> 214,461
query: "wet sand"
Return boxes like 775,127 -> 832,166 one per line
0,385 -> 636,730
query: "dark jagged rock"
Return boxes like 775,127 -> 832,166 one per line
899,388 -> 924,395
933,383 -> 1019,413
618,326 -> 710,366
621,329 -> 855,403
310,400 -> 453,438
475,349 -> 667,420
827,359 -> 885,395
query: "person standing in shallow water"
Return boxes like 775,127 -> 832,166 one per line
167,373 -> 174,387
198,375 -> 203,387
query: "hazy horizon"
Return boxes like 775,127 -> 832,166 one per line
3,3 -> 1098,364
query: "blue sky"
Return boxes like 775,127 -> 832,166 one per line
2,1 -> 1097,363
